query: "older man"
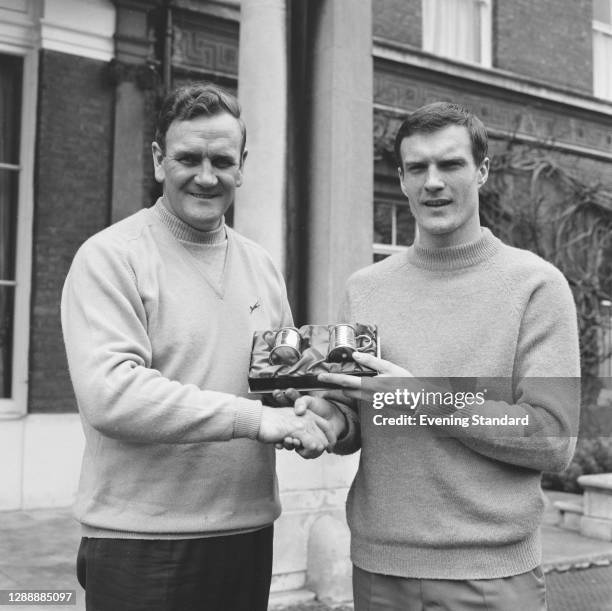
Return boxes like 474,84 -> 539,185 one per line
61,83 -> 332,611
295,102 -> 580,610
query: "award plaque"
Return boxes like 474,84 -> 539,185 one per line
248,322 -> 379,392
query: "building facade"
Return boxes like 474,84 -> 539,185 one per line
1,0 -> 612,601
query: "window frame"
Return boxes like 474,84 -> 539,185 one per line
422,0 -> 492,68
593,8 -> 612,100
372,197 -> 412,260
0,36 -> 38,417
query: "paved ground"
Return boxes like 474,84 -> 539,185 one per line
1,492 -> 612,610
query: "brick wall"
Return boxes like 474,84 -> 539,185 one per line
495,0 -> 592,93
372,0 -> 593,94
29,50 -> 114,413
373,0 -> 421,47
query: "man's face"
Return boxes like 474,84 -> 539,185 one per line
152,112 -> 246,231
398,125 -> 489,248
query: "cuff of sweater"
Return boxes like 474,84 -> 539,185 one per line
332,401 -> 361,455
233,398 -> 263,440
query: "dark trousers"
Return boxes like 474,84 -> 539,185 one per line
76,526 -> 273,611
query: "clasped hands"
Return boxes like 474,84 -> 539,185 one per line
257,352 -> 411,458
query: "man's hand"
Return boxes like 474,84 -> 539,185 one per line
258,406 -> 336,456
317,352 -> 412,401
294,394 -> 348,439
268,388 -> 301,407
275,392 -> 350,459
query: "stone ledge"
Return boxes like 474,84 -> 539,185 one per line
579,474 -> 612,492
581,516 -> 612,541
554,499 -> 583,531
554,500 -> 584,514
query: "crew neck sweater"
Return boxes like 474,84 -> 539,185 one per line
61,199 -> 292,538
155,199 -> 228,289
336,228 -> 580,579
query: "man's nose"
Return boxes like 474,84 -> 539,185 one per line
194,160 -> 218,186
424,166 -> 444,191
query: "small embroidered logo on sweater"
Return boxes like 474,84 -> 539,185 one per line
249,299 -> 261,314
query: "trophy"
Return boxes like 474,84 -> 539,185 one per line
327,323 -> 374,362
249,322 -> 378,392
264,326 -> 302,365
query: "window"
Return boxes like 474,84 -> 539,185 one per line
422,0 -> 492,67
593,0 -> 612,99
0,54 -> 22,401
0,45 -> 36,416
373,199 -> 415,261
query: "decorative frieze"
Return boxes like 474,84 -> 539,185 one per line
173,26 -> 237,74
171,9 -> 238,77
373,67 -> 612,159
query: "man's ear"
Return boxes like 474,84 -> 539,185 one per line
236,148 -> 248,187
152,142 -> 165,184
477,157 -> 490,189
398,166 -> 409,198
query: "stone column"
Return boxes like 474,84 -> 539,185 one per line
110,0 -> 158,223
306,0 -> 374,324
234,0 -> 288,272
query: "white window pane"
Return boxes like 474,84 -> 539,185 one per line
594,0 -> 612,24
594,29 -> 612,99
423,0 -> 481,63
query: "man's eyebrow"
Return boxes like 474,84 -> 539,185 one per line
402,156 -> 426,165
403,153 -> 467,164
439,155 -> 467,163
171,147 -> 200,156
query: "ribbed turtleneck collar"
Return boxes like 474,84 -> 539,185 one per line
152,198 -> 227,244
406,228 -> 501,271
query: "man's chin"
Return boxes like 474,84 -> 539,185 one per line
421,220 -> 457,236
195,207 -> 230,229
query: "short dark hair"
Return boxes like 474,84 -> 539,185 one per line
394,102 -> 488,167
154,82 -> 246,155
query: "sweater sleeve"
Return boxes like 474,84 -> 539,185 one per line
61,237 -> 263,444
416,268 -> 580,473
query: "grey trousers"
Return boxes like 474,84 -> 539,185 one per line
353,565 -> 547,611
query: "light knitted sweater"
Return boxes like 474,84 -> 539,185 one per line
336,228 -> 580,579
61,199 -> 292,538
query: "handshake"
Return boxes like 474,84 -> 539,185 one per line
255,351 -> 410,458
257,389 -> 346,459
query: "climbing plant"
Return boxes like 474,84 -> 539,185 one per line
480,144 -> 612,383
479,144 -> 612,491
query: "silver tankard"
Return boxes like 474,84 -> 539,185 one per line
264,327 -> 302,365
327,323 -> 373,362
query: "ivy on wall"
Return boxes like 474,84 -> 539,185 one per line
480,144 -> 612,382
482,144 -> 612,491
